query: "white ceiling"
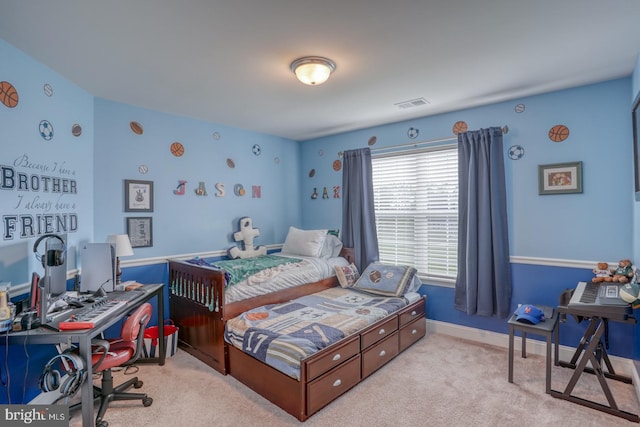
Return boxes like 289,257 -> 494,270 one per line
1,1 -> 640,141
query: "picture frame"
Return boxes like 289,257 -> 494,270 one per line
124,179 -> 154,212
126,217 -> 153,248
632,92 -> 640,201
538,161 -> 583,195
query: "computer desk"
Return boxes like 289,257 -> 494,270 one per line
8,283 -> 165,427
552,303 -> 637,422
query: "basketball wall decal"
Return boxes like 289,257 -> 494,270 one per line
170,142 -> 185,157
548,124 -> 570,142
0,81 -> 19,108
333,159 -> 342,171
452,120 -> 468,134
130,121 -> 144,135
71,124 -> 82,137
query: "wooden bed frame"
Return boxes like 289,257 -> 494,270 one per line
168,249 -> 426,421
168,248 -> 355,374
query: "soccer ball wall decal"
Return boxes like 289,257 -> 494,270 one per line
508,145 -> 525,160
39,120 -> 54,141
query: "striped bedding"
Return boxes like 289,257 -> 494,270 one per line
187,253 -> 349,304
224,287 -> 409,379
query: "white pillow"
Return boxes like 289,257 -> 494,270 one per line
281,227 -> 328,258
320,234 -> 343,258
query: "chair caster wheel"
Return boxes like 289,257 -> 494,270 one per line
96,419 -> 108,427
134,380 -> 143,388
143,396 -> 153,407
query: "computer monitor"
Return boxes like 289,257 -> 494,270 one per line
79,243 -> 116,293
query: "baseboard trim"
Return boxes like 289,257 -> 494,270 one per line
427,318 -> 636,378
428,319 -> 640,405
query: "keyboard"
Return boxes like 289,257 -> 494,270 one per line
57,299 -> 128,330
578,282 -> 599,303
567,281 -> 631,319
109,290 -> 145,303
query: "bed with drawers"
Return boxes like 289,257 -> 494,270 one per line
168,225 -> 426,420
224,286 -> 426,421
168,247 -> 353,374
168,225 -> 354,374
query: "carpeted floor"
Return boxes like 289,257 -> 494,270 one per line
68,330 -> 639,426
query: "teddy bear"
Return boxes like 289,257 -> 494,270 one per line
592,262 -> 612,282
610,259 -> 635,283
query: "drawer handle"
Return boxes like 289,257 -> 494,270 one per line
378,328 -> 385,335
411,329 -> 417,335
379,350 -> 386,357
411,310 -> 417,316
332,354 -> 341,361
333,379 -> 342,387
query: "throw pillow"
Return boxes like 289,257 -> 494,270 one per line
335,263 -> 360,288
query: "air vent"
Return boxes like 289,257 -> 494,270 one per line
395,97 -> 430,110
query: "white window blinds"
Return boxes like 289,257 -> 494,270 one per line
371,145 -> 458,283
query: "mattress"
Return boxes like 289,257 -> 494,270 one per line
224,287 -> 409,379
186,253 -> 349,304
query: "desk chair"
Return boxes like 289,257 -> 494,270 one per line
70,303 -> 153,427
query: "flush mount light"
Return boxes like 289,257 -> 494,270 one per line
290,56 -> 336,85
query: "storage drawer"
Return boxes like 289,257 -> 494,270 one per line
399,316 -> 426,352
361,316 -> 398,350
398,299 -> 425,327
307,354 -> 361,416
361,332 -> 399,379
305,336 -> 360,381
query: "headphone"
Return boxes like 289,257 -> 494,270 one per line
33,234 -> 66,268
39,350 -> 86,397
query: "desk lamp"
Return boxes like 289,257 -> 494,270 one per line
106,234 -> 134,284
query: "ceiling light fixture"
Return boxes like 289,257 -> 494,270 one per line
290,56 -> 336,86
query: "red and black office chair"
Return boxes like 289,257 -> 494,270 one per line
71,302 -> 153,427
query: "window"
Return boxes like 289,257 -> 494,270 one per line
371,144 -> 458,284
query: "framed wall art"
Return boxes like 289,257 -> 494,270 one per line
632,92 -> 640,201
127,217 -> 153,248
125,179 -> 154,212
538,161 -> 583,195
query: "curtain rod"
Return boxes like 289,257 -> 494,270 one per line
371,125 -> 509,153
338,125 -> 509,157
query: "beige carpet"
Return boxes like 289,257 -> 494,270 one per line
68,331 -> 639,426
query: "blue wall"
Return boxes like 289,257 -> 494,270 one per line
298,77 -> 638,360
0,39 -> 96,404
300,80 -> 633,261
1,36 -> 640,403
0,40 -> 95,282
92,99 -> 303,257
